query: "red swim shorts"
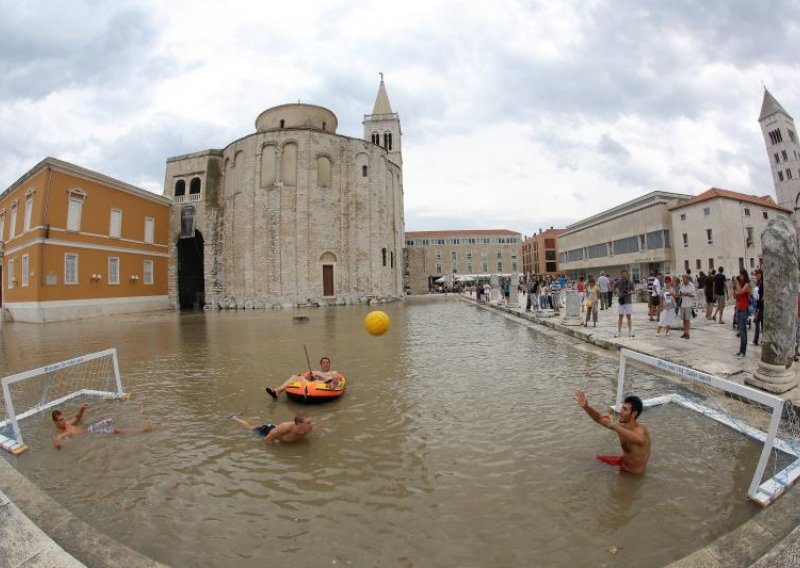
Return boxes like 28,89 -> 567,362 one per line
596,454 -> 624,468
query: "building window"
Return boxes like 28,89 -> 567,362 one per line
391,251 -> 394,268
684,259 -> 690,272
362,165 -> 368,177
109,209 -> 122,238
21,254 -> 29,287
708,258 -> 714,270
744,208 -> 750,217
174,180 -> 186,197
280,119 -> 285,128
682,233 -> 688,247
382,247 -> 387,267
189,177 -> 201,194
497,261 -> 503,272
787,169 -> 794,180
746,227 -> 754,246
782,150 -> 789,161
706,229 -> 713,245
65,253 -> 78,285
789,129 -> 797,143
467,262 -> 473,273
435,263 -> 442,273
496,250 -> 502,259
0,212 -> 4,241
451,251 -> 457,261
769,128 -> 783,145
383,132 -> 393,150
7,258 -> 15,288
779,171 -> 785,182
703,207 -> 710,216
23,194 -> 34,232
144,260 -> 154,285
67,189 -> 87,231
680,213 -> 686,221
482,262 -> 488,272
435,251 -> 441,261
9,202 -> 17,237
108,257 -> 120,285
512,261 -> 517,272
750,257 -> 756,268
144,217 -> 155,244
763,211 -> 769,220
775,152 -> 781,164
695,259 -> 701,270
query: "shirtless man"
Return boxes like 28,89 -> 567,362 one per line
265,356 -> 343,400
230,412 -> 314,444
51,403 -> 152,449
574,390 -> 651,475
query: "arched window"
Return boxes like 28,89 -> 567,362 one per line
383,132 -> 393,150
371,132 -> 379,145
281,143 -> 297,186
362,165 -> 368,177
280,119 -> 285,128
174,180 -> 186,197
382,247 -> 387,267
189,177 -> 201,194
391,251 -> 394,268
317,156 -> 331,188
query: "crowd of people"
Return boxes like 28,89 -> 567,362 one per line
472,267 -> 800,361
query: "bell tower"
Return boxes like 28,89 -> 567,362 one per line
759,88 -> 800,225
363,73 -> 402,167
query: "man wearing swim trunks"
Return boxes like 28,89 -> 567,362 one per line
230,412 -> 314,444
51,404 -> 152,449
266,357 -> 343,400
574,390 -> 651,475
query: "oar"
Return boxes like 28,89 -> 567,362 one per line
303,344 -> 314,400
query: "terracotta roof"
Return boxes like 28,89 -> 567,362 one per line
669,187 -> 791,213
406,229 -> 521,237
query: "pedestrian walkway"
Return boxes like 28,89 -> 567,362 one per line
472,291 -> 800,401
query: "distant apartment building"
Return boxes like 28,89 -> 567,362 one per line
0,158 -> 171,322
557,191 -> 691,283
670,188 -> 790,276
522,228 -> 563,275
405,229 -> 522,294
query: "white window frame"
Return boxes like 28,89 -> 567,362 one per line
108,257 -> 120,285
21,254 -> 29,287
8,258 -> 15,288
9,202 -> 17,238
109,209 -> 122,238
144,217 -> 155,244
66,191 -> 86,232
64,253 -> 78,285
0,211 -> 5,242
23,194 -> 34,232
143,260 -> 154,285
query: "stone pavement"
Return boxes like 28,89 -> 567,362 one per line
461,292 -> 800,567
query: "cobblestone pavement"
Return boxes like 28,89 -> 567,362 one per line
464,292 -> 800,567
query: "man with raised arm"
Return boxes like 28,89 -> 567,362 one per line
230,412 -> 314,444
51,403 -> 152,449
265,356 -> 343,400
574,390 -> 651,475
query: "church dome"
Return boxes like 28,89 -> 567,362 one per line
255,103 -> 338,134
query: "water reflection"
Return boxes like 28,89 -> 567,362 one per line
0,297 -> 759,567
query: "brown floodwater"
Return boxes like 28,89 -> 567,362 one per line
0,296 -> 760,567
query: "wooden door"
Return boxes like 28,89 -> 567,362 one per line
322,265 -> 334,297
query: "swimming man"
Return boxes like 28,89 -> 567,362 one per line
265,356 -> 343,400
574,390 -> 651,474
51,403 -> 152,449
230,412 -> 314,444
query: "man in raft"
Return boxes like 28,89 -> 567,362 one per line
265,356 -> 343,400
574,390 -> 651,474
230,412 -> 314,444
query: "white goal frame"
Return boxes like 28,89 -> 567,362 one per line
616,348 -> 800,507
0,348 -> 125,455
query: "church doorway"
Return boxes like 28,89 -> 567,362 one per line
178,230 -> 205,309
322,265 -> 334,297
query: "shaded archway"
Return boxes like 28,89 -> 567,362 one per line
178,230 -> 205,309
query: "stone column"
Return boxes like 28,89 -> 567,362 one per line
490,274 -> 499,303
563,289 -> 583,326
747,216 -> 798,393
508,273 -> 520,308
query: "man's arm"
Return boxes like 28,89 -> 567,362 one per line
52,432 -> 66,449
264,423 -> 292,444
69,403 -> 89,426
575,390 -> 610,425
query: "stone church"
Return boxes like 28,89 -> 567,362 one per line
163,78 -> 405,309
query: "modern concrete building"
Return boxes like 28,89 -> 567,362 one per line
669,188 -> 790,276
557,191 -> 691,283
758,89 -> 800,235
163,78 -> 405,309
405,229 -> 522,294
522,228 -> 563,276
0,158 -> 171,322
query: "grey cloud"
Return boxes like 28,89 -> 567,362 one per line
596,134 -> 630,159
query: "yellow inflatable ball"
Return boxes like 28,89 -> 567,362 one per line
364,310 -> 391,336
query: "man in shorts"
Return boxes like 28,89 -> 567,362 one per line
266,357 -> 343,400
51,403 -> 152,449
648,271 -> 661,321
712,267 -> 727,323
230,412 -> 314,444
615,269 -> 635,338
575,389 -> 651,475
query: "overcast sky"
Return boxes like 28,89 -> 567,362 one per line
1,0 -> 798,235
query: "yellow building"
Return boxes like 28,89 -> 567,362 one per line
0,158 -> 171,322
405,229 -> 522,294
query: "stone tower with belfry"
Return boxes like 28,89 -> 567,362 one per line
758,88 -> 800,233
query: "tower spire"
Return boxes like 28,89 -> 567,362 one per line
760,88 -> 792,121
372,73 -> 393,115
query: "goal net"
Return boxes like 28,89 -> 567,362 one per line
0,348 -> 126,455
616,348 -> 800,507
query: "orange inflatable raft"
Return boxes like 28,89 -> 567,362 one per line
284,372 -> 346,403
